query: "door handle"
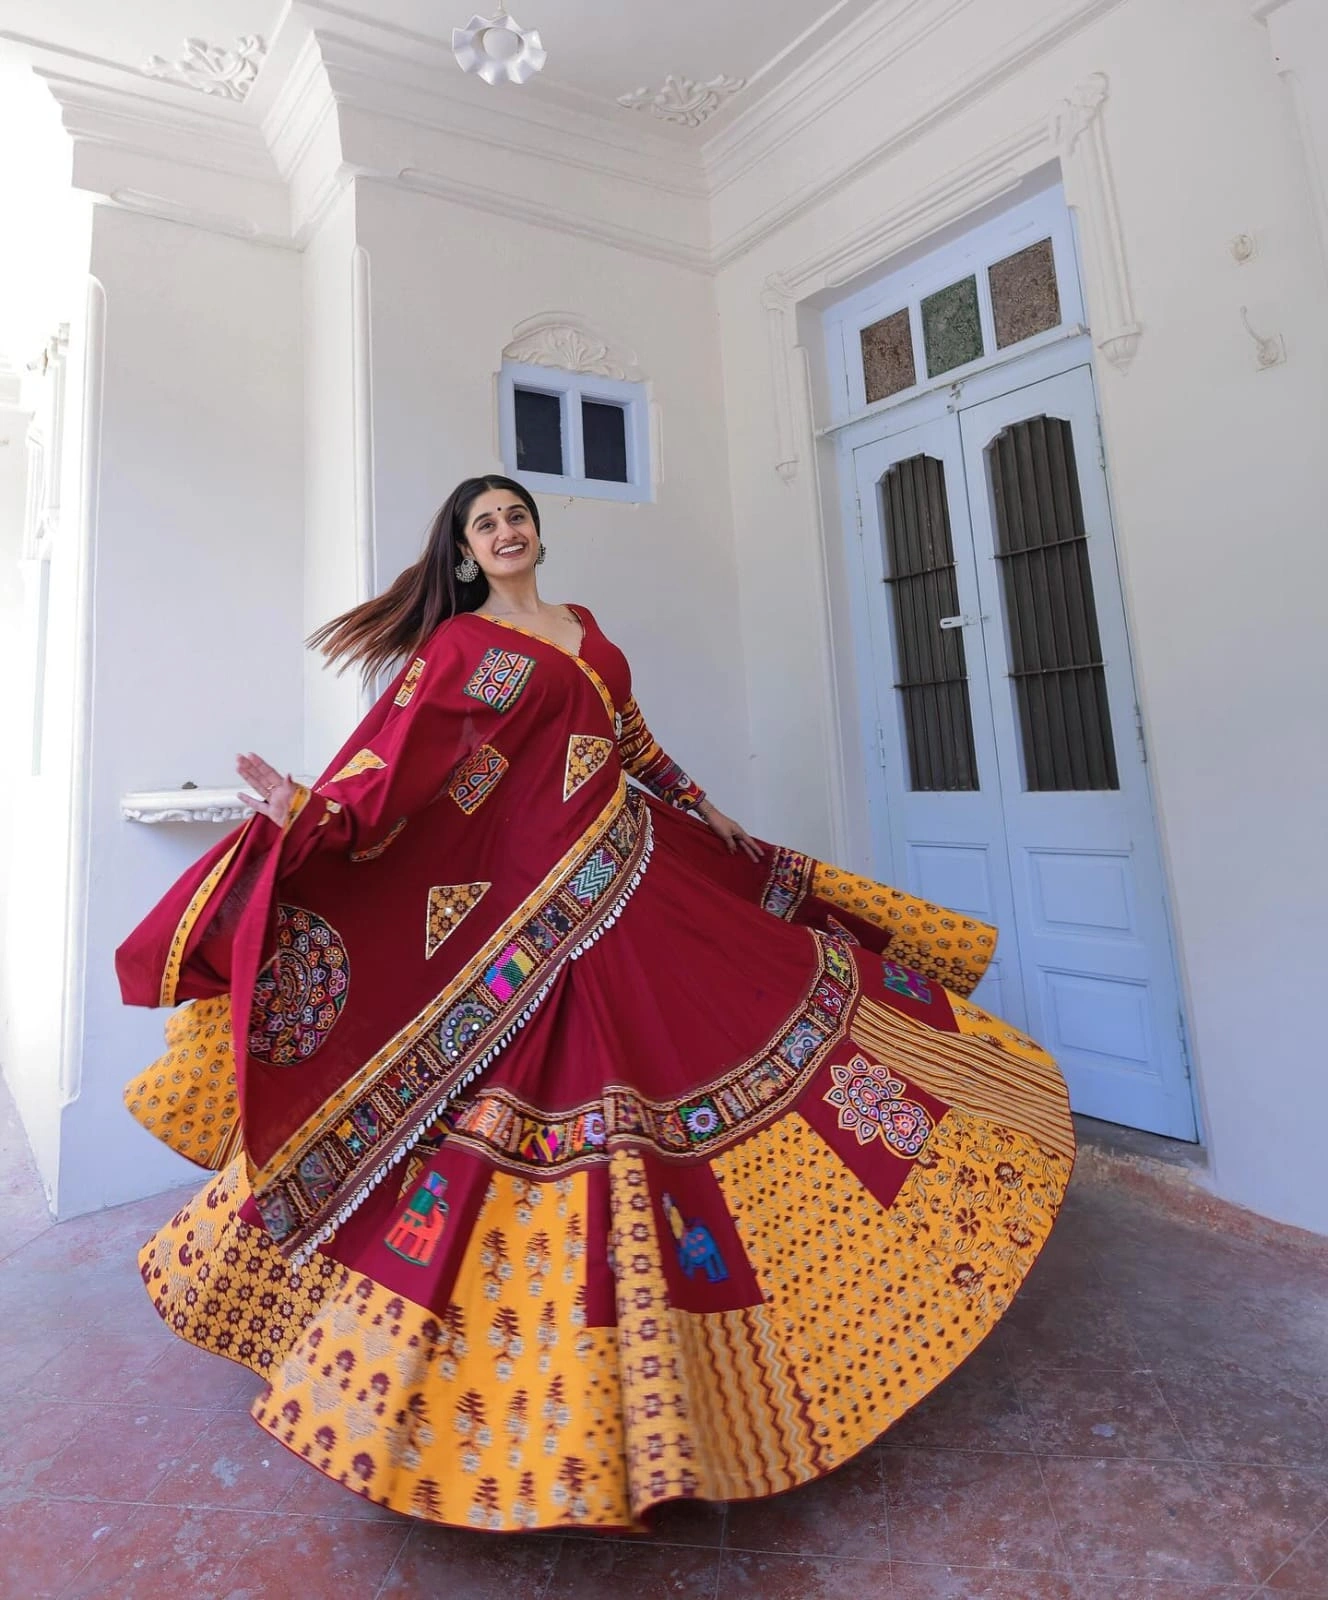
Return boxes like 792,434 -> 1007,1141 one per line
938,614 -> 988,630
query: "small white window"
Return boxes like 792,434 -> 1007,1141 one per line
499,360 -> 652,503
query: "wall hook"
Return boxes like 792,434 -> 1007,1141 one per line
1239,306 -> 1286,370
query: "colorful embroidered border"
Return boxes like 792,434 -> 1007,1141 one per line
760,846 -> 815,921
252,783 -> 652,1259
617,697 -> 706,812
442,932 -> 858,1174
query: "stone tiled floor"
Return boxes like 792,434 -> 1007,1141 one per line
3,1082 -> 1327,1600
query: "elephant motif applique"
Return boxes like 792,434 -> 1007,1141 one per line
662,1191 -> 729,1283
385,1171 -> 449,1266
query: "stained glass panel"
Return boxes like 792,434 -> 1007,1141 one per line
989,238 -> 1061,349
860,309 -> 916,404
921,277 -> 983,378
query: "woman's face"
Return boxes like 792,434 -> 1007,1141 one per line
460,489 -> 538,580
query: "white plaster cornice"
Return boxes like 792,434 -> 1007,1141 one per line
15,0 -> 1143,277
706,0 -> 1134,266
35,69 -> 292,245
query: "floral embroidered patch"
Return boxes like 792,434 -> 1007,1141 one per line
823,1054 -> 933,1157
248,905 -> 350,1066
464,648 -> 536,712
447,745 -> 509,814
425,882 -> 492,959
564,733 -> 614,801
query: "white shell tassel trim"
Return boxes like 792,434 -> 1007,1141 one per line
287,817 -> 654,1266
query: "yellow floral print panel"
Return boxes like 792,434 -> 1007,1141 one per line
123,995 -> 242,1170
713,1107 -> 1069,1467
254,1170 -> 630,1530
810,862 -> 996,997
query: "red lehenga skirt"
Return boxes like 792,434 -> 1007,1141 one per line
129,797 -> 1073,1532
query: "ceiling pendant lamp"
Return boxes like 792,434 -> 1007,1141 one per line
452,3 -> 547,86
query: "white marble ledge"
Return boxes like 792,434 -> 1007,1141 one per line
121,787 -> 253,824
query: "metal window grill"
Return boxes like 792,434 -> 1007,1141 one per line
880,455 -> 979,792
987,416 -> 1119,791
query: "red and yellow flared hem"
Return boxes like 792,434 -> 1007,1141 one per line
139,1013 -> 1071,1531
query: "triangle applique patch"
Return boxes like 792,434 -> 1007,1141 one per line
425,883 -> 491,960
327,748 -> 387,784
564,734 -> 614,801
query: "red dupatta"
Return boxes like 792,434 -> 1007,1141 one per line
117,609 -> 654,1260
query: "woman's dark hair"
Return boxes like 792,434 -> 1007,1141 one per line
308,475 -> 540,682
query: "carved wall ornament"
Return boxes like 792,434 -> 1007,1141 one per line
141,36 -> 267,102
1050,72 -> 1142,372
503,313 -> 642,381
617,74 -> 746,129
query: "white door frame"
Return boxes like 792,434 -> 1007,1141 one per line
833,333 -> 1198,1139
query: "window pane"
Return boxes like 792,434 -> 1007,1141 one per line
988,238 -> 1061,349
514,388 -> 563,476
921,276 -> 983,378
987,416 -> 1119,791
880,455 -> 979,792
582,400 -> 628,483
860,308 -> 916,404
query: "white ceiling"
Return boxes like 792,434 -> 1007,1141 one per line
0,0 -> 882,136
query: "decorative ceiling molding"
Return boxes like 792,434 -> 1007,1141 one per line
503,314 -> 643,381
35,69 -> 291,246
618,74 -> 746,130
20,0 -> 1142,282
142,35 -> 267,102
707,0 -> 1133,266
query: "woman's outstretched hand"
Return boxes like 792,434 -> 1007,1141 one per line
236,753 -> 298,826
697,800 -> 764,864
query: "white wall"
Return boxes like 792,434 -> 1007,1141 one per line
46,205 -> 304,1216
342,178 -> 749,814
715,0 -> 1328,1232
0,64 -> 90,1204
302,184 -> 364,771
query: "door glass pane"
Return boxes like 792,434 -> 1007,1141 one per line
860,308 -> 916,403
986,416 -> 1119,791
880,455 -> 979,791
921,276 -> 983,377
514,388 -> 563,476
988,239 -> 1061,349
582,399 -> 629,483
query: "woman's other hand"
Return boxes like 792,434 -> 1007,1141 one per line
236,753 -> 298,826
697,800 -> 764,863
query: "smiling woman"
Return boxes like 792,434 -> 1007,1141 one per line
116,472 -> 1073,1533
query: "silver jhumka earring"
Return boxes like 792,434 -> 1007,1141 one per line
455,553 -> 480,582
